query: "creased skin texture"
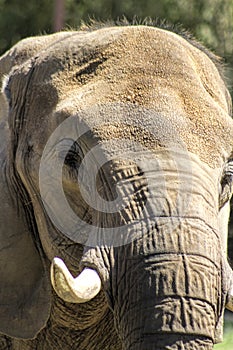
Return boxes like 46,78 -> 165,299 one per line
0,24 -> 233,350
0,337 -> 12,350
126,336 -> 213,350
12,292 -> 121,350
112,222 -> 221,347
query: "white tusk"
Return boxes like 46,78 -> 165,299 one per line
51,257 -> 101,303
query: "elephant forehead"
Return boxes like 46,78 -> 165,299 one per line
15,25 -> 228,108
47,29 -> 232,153
33,25 -> 229,110
8,26 -> 233,167
49,97 -> 231,168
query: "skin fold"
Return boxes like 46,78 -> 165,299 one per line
0,24 -> 233,349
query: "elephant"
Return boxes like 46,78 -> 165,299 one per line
0,23 -> 233,350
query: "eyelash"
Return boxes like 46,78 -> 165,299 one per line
64,142 -> 83,169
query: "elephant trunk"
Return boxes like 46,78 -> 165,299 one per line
110,217 -> 225,349
123,335 -> 213,349
77,155 -> 228,349
50,151 -> 229,348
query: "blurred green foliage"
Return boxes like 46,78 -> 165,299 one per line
0,0 -> 232,67
214,321 -> 233,349
0,0 -> 53,53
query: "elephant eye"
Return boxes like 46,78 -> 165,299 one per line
219,159 -> 233,209
63,141 -> 84,170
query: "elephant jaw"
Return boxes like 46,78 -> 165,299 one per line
51,257 -> 101,303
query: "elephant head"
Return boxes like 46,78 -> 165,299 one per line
0,25 -> 233,349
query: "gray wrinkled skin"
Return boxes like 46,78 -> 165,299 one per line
0,25 -> 233,349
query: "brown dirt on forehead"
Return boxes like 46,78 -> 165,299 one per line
99,26 -> 228,108
110,27 -> 232,163
43,26 -> 233,167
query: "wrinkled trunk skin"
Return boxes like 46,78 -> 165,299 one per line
110,217 -> 222,350
81,160 -> 225,350
125,335 -> 213,350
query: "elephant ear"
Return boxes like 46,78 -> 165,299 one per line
0,164 -> 50,339
0,38 -> 56,339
